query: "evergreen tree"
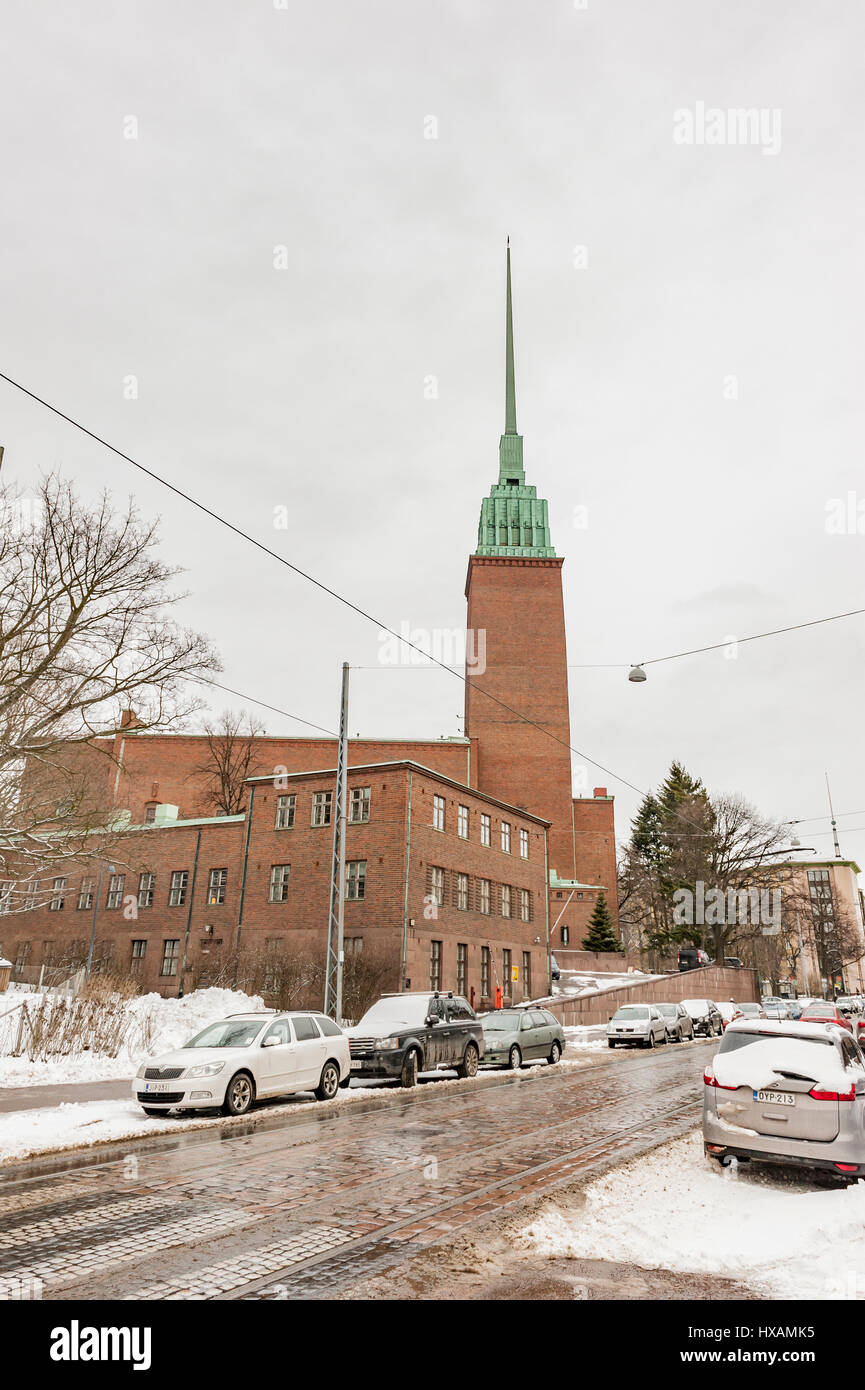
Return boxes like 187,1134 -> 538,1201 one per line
581,892 -> 622,952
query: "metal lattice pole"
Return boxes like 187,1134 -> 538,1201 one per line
324,662 -> 349,1020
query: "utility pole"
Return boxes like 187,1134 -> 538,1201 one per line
826,773 -> 842,859
324,663 -> 349,1020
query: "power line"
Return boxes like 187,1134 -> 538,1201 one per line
186,676 -> 337,737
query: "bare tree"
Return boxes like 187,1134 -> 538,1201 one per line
193,710 -> 265,815
0,473 -> 220,887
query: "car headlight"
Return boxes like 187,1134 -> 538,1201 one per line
375,1036 -> 400,1050
135,1064 -> 147,1079
184,1062 -> 226,1078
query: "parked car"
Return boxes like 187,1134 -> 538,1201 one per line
836,996 -> 861,1017
703,1018 -> 865,1181
551,954 -> 561,983
607,1004 -> 667,1049
785,1000 -> 806,1020
716,1001 -> 744,1031
737,1002 -> 768,1020
678,947 -> 712,972
722,957 -> 744,969
800,1001 -> 853,1033
655,1002 -> 695,1042
762,1000 -> 792,1021
681,998 -> 724,1037
345,991 -> 484,1087
480,1007 -> 564,1069
133,1010 -> 350,1117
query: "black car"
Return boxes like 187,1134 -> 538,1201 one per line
345,991 -> 484,1088
677,947 -> 712,971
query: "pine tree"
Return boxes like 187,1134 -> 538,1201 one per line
581,892 -> 622,952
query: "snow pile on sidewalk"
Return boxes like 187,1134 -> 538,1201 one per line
0,987 -> 264,1088
563,1025 -> 607,1052
517,1130 -> 865,1299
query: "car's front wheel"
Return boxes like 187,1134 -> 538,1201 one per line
222,1072 -> 255,1117
315,1061 -> 340,1101
400,1049 -> 419,1088
608,1040 -> 617,1048
508,1044 -> 522,1070
645,1032 -> 655,1049
549,1040 -> 562,1065
457,1041 -> 480,1079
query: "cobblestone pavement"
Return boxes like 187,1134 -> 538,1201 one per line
0,1041 -> 715,1300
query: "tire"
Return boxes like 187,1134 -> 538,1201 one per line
660,1029 -> 668,1045
457,1041 -> 480,1079
400,1049 -> 419,1088
608,1040 -> 616,1048
142,1107 -> 165,1116
222,1071 -> 255,1116
645,1032 -> 655,1049
508,1044 -> 522,1070
315,1060 -> 340,1102
549,1040 -> 562,1065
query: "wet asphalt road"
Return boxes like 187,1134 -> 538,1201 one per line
0,1039 -> 716,1300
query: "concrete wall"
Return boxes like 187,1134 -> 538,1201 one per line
542,964 -> 760,1027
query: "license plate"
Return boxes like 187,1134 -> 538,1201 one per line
144,1082 -> 171,1094
755,1089 -> 795,1106
350,1060 -> 363,1071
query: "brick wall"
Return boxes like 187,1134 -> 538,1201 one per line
543,965 -> 761,1027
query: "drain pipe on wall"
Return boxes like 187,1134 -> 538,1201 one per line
233,783 -> 256,988
401,769 -> 413,991
178,827 -> 202,998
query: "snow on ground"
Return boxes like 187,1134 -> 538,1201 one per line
0,987 -> 265,1088
553,969 -> 667,1000
0,1054 -> 591,1166
563,1025 -> 607,1052
517,1129 -> 865,1299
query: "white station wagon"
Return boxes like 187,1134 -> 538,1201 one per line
133,1010 -> 351,1117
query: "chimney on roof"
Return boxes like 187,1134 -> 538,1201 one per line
593,787 -> 608,798
120,709 -> 142,730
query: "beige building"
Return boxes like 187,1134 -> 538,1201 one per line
767,857 -> 865,997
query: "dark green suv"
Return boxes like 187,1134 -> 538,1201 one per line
345,991 -> 484,1088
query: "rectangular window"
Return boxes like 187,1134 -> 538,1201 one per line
501,884 -> 512,919
23,882 -> 38,911
503,948 -> 512,996
14,941 -> 30,972
106,874 -> 125,909
312,790 -> 332,826
144,804 -> 157,823
138,872 -> 155,908
520,828 -> 529,859
433,794 -> 446,831
169,870 -> 188,907
160,939 -> 180,977
207,868 -> 227,906
269,864 -> 291,903
456,872 -> 469,911
346,860 -> 367,900
481,946 -> 491,997
0,881 -> 12,913
457,804 -> 469,839
501,821 -> 511,853
522,951 -> 532,998
49,877 -> 66,911
344,936 -> 364,955
275,794 -> 296,829
456,943 -> 467,995
131,939 -> 147,965
349,787 -> 370,824
430,939 -> 442,991
77,878 -> 94,911
520,888 -> 531,923
480,813 -> 491,847
430,866 -> 444,907
478,878 -> 491,915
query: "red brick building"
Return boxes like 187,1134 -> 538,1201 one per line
1,247 -> 617,999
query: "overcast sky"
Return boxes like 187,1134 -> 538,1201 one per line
2,0 -> 863,871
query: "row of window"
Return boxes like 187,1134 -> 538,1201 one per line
433,795 -> 530,857
428,940 -> 533,998
427,867 -> 533,921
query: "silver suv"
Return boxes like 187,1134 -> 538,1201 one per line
703,1019 -> 865,1181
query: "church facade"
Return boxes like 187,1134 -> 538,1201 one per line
1,249 -> 618,1002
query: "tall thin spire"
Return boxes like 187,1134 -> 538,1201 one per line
505,238 -> 517,435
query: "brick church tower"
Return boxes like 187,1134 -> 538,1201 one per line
464,244 -> 577,884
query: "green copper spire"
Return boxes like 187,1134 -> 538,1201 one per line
474,244 -> 556,558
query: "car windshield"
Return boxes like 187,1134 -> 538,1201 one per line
184,1019 -> 267,1049
655,1005 -> 676,1016
357,996 -> 431,1029
682,999 -> 710,1015
613,1006 -> 649,1020
738,1004 -> 761,1014
483,1012 -> 523,1031
803,1005 -> 834,1016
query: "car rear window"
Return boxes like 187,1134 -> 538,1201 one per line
718,1029 -> 835,1056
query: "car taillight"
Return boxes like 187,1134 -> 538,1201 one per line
703,1067 -> 738,1091
808,1083 -> 856,1102
834,1163 -> 859,1173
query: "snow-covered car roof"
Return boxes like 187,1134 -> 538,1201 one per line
724,1018 -> 846,1040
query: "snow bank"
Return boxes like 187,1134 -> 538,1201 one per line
0,987 -> 265,1088
517,1130 -> 865,1299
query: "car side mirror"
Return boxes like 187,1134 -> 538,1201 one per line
425,1015 -> 438,1027
262,1035 -> 281,1048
